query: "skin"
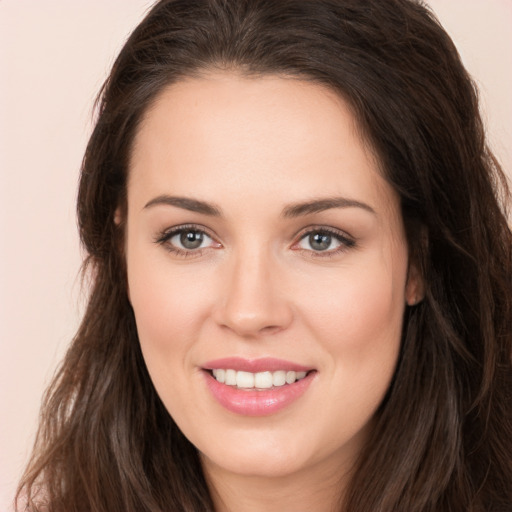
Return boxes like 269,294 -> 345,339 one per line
124,72 -> 421,511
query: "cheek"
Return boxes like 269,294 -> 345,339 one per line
301,263 -> 405,350
299,255 -> 406,405
297,262 -> 405,441
126,246 -> 213,365
126,255 -> 216,425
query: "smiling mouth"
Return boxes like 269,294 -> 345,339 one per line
203,362 -> 317,415
208,369 -> 312,390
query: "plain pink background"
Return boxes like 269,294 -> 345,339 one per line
0,1 -> 510,510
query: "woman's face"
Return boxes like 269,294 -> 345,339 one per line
125,73 -> 419,481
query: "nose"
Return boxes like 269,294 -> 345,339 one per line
213,247 -> 293,337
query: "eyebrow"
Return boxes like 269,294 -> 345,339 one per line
282,197 -> 376,217
143,194 -> 376,217
144,195 -> 222,216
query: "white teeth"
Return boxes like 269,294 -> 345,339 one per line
225,369 -> 237,385
212,369 -> 225,383
236,371 -> 255,388
254,371 -> 273,388
211,369 -> 309,389
273,370 -> 286,387
286,371 -> 296,384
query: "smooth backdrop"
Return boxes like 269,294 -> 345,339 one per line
1,1 -> 511,510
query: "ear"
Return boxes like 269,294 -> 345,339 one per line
405,261 -> 424,306
114,206 -> 123,225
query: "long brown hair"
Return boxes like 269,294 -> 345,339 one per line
17,1 -> 512,510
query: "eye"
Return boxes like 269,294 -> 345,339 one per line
293,227 -> 355,255
301,232 -> 338,252
155,225 -> 221,256
171,229 -> 210,250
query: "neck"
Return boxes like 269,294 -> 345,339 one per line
201,452 -> 355,512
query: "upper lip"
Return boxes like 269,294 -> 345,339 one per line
202,357 -> 313,373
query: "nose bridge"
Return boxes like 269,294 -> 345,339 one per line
215,242 -> 292,336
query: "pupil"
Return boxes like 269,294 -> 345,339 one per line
180,231 -> 203,249
310,233 -> 331,251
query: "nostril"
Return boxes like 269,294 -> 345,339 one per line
260,325 -> 283,335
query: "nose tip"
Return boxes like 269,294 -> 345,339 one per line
213,255 -> 293,337
219,309 -> 288,337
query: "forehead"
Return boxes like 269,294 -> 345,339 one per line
128,72 -> 397,216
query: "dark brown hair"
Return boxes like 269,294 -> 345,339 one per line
17,1 -> 512,510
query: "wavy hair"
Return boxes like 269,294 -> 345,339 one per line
17,0 -> 512,510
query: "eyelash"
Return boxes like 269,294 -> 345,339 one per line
154,224 -> 218,258
154,224 -> 356,258
292,226 -> 356,258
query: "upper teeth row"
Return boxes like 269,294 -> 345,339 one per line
212,369 -> 307,389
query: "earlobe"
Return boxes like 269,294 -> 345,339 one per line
114,207 -> 123,226
405,263 -> 425,306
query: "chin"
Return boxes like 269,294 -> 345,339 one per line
201,443 -> 310,479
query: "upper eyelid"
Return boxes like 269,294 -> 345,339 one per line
294,224 -> 355,242
155,223 -> 217,242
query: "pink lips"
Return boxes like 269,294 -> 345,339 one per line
202,357 -> 316,416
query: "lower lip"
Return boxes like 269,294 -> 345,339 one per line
203,371 -> 315,416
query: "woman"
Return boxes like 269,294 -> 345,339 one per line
16,0 -> 512,510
